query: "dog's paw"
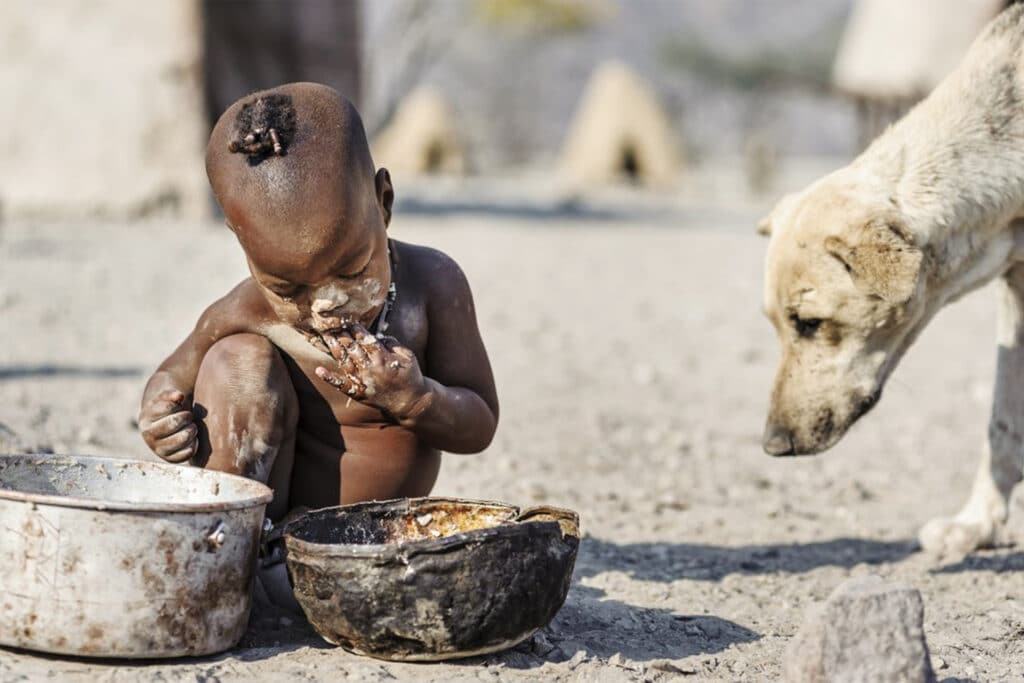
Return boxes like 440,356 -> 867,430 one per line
918,515 -> 995,557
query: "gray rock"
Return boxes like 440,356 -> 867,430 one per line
784,575 -> 937,683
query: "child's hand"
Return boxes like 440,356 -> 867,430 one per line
139,389 -> 198,463
314,323 -> 430,419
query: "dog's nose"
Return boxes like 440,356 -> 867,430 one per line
763,425 -> 795,456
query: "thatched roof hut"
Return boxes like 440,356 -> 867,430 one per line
833,0 -> 1006,99
371,88 -> 466,177
559,61 -> 682,188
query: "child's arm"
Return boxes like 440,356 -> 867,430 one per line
316,256 -> 498,453
139,284 -> 254,461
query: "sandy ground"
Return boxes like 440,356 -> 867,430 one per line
1,188 -> 1023,681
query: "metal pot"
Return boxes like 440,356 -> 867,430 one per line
284,497 -> 580,661
0,454 -> 272,658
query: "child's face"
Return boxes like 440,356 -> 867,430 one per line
242,213 -> 391,336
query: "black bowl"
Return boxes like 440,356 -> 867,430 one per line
283,497 -> 580,661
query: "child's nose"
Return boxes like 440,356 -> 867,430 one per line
311,295 -> 349,316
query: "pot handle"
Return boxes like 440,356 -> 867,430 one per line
516,505 -> 580,538
206,521 -> 228,548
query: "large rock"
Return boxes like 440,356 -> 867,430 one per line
784,575 -> 937,683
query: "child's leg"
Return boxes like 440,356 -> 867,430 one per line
192,333 -> 298,521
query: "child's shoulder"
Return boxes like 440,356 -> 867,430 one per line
195,277 -> 269,332
393,240 -> 473,298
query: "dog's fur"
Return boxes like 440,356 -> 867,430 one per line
761,5 -> 1024,555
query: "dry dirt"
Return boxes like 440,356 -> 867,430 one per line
1,192 -> 1022,681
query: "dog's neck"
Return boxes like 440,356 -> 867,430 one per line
852,11 -> 1024,299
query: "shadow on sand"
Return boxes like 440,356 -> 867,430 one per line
491,583 -> 760,670
574,536 -> 919,583
0,365 -> 143,380
188,536 -> 1009,669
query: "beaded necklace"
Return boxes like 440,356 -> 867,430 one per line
372,240 -> 398,336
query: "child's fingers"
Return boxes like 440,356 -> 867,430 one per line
315,366 -> 344,387
161,439 -> 198,464
144,410 -> 193,439
315,367 -> 366,397
357,334 -> 386,368
322,333 -> 350,362
343,339 -> 371,368
305,334 -> 331,356
156,389 -> 186,405
316,366 -> 356,391
154,425 -> 198,459
377,335 -> 414,360
349,322 -> 371,340
144,398 -> 182,423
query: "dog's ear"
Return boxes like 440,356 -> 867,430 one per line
824,219 -> 923,303
757,192 -> 799,237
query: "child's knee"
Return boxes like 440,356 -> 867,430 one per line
193,334 -> 298,475
197,335 -> 296,415
199,334 -> 280,386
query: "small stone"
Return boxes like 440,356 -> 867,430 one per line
566,650 -> 587,670
784,575 -> 936,683
931,656 -> 947,670
530,630 -> 556,657
647,659 -> 687,674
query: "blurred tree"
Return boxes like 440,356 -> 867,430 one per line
366,0 -> 463,136
475,0 -> 601,34
367,0 -> 606,165
472,0 -> 607,165
203,0 -> 361,128
658,16 -> 845,194
658,32 -> 841,94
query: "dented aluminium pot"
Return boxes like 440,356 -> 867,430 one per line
0,454 -> 272,658
284,497 -> 580,661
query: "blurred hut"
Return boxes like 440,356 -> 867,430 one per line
559,61 -> 682,188
833,0 -> 1010,149
0,1 -> 209,221
371,88 -> 466,177
0,0 -> 362,222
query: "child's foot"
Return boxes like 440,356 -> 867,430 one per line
254,538 -> 304,615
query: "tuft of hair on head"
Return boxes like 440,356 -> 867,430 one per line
227,94 -> 297,165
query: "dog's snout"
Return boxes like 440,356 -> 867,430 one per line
763,424 -> 796,456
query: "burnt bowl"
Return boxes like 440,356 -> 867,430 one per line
283,497 -> 580,661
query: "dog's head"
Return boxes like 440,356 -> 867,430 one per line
760,177 -> 927,455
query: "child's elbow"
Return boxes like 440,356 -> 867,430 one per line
453,410 -> 498,454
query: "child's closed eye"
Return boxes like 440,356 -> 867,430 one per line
340,263 -> 369,280
266,282 -> 302,299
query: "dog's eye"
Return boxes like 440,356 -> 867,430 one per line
791,314 -> 823,339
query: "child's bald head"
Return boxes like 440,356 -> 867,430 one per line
206,83 -> 392,277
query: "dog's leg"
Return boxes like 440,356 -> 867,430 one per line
919,265 -> 1024,555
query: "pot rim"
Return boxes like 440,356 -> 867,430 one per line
0,453 -> 273,512
284,497 -> 579,560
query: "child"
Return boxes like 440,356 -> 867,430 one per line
138,83 -> 499,525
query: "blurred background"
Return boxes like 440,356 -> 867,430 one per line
0,0 -> 1011,223
4,4 -> 1024,679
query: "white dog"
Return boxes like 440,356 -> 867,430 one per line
760,5 -> 1024,555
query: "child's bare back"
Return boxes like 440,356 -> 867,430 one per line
138,83 -> 498,521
